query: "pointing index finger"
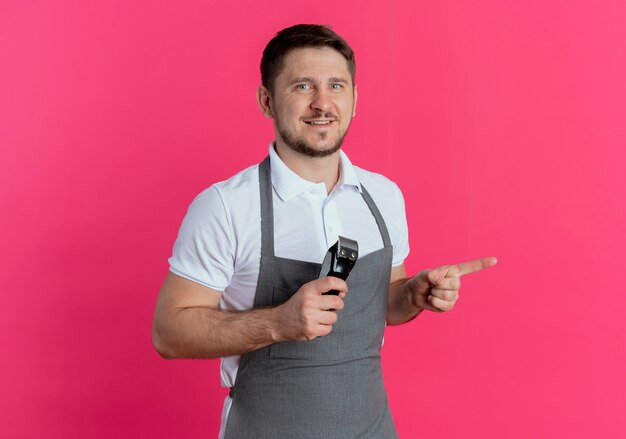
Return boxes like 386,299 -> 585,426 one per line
446,256 -> 498,277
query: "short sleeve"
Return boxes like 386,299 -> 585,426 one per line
168,186 -> 235,291
391,183 -> 410,267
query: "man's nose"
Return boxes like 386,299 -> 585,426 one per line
310,88 -> 333,112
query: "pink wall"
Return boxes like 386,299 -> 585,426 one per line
2,0 -> 625,437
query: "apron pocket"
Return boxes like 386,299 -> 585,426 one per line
271,285 -> 296,304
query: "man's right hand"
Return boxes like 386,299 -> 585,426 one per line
273,277 -> 348,342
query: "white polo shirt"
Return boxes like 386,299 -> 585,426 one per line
168,143 -> 410,435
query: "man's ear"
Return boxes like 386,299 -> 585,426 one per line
256,85 -> 274,118
352,84 -> 358,117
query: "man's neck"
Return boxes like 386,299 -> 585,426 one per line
273,141 -> 341,195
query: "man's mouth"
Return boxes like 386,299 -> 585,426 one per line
303,119 -> 335,125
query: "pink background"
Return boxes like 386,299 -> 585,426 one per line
2,0 -> 625,437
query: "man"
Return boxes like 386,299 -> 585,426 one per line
152,24 -> 497,438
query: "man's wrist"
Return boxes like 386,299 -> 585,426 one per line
403,278 -> 424,318
266,306 -> 286,343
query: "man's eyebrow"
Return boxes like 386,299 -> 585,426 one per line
288,77 -> 317,86
287,77 -> 350,86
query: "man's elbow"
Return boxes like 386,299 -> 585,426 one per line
152,322 -> 176,359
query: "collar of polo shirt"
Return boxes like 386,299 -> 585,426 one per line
268,142 -> 362,202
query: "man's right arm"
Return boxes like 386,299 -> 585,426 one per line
152,272 -> 348,359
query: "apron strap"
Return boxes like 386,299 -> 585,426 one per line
258,156 -> 275,257
360,184 -> 392,248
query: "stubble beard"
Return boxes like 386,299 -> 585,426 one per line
275,112 -> 350,158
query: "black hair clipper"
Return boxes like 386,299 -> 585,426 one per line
320,236 -> 359,295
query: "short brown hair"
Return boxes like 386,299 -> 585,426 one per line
261,24 -> 356,94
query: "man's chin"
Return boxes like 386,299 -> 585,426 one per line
291,141 -> 342,158
277,126 -> 347,158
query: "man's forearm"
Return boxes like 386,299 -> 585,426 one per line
386,278 -> 423,325
153,306 -> 282,359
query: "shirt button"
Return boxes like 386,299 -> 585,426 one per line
310,189 -> 316,195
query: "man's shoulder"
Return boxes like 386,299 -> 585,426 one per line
213,162 -> 261,195
196,163 -> 260,198
187,163 -> 261,214
352,165 -> 402,195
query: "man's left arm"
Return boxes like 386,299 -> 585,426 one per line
386,257 -> 498,325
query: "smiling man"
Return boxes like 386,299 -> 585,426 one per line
152,24 -> 496,438
262,45 -> 355,160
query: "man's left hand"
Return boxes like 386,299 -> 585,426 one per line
408,257 -> 498,312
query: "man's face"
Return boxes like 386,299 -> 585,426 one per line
265,47 -> 357,158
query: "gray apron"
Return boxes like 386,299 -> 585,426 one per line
224,157 -> 398,438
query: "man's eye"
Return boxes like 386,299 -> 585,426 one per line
331,83 -> 343,89
296,84 -> 311,90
